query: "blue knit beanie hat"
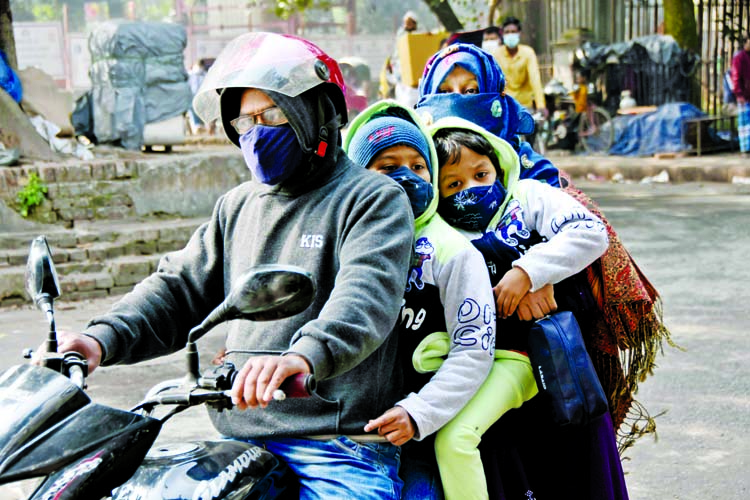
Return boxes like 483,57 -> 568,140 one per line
348,115 -> 432,175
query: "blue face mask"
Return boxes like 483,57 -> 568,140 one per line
239,124 -> 304,185
386,166 -> 434,220
438,180 -> 507,232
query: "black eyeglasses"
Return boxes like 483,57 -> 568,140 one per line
230,106 -> 288,135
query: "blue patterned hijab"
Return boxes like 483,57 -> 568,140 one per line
416,43 -> 535,143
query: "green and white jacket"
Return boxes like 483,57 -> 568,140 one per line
428,117 -> 609,351
428,117 -> 609,292
345,102 -> 495,440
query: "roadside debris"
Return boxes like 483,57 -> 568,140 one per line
640,170 -> 670,184
29,115 -> 94,160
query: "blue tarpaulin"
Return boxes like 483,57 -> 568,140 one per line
609,102 -> 724,156
0,50 -> 22,103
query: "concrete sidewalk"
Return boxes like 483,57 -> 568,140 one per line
547,150 -> 750,183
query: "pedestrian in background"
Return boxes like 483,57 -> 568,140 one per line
731,31 -> 750,154
492,17 -> 547,121
381,11 -> 421,106
187,58 -> 216,135
482,26 -> 502,54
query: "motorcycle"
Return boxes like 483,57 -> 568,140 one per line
0,235 -> 318,499
541,78 -> 581,152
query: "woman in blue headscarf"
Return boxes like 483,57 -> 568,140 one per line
415,43 -> 560,187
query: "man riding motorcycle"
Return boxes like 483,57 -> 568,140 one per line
51,32 -> 414,499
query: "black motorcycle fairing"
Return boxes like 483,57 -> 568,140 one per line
28,414 -> 161,500
0,365 -> 91,473
1,401 -> 161,484
113,440 -> 298,500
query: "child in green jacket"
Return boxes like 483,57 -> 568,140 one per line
344,101 -> 496,498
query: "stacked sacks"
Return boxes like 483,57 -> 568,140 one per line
88,21 -> 192,149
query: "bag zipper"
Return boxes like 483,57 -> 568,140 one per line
551,314 -> 589,417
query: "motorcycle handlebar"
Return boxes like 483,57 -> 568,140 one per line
135,369 -> 316,414
68,365 -> 85,389
200,363 -> 315,399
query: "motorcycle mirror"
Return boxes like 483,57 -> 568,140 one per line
199,264 -> 315,332
25,235 -> 61,312
184,265 -> 315,381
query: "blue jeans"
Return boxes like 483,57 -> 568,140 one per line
246,437 -> 402,499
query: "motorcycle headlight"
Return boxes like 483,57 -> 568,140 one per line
0,477 -> 46,499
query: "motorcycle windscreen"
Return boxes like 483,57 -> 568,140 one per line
0,366 -> 161,483
1,402 -> 161,483
0,365 -> 91,468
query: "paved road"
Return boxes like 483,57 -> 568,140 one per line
578,180 -> 750,499
1,180 -> 748,499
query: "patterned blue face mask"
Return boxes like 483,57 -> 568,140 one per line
437,180 -> 507,232
416,93 -> 504,136
386,166 -> 434,220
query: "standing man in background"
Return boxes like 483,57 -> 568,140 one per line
492,16 -> 547,119
482,26 -> 503,54
382,11 -> 421,107
731,32 -> 750,155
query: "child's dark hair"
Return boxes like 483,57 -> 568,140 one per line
434,129 -> 501,175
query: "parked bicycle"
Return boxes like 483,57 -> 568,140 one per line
540,77 -> 614,154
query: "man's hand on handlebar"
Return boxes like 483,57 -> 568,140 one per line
33,331 -> 103,373
231,354 -> 311,410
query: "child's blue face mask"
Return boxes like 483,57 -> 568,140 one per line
386,166 -> 433,220
438,180 -> 507,232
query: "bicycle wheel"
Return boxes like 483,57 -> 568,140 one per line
579,107 -> 614,154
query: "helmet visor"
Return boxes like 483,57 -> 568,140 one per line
193,32 -> 328,124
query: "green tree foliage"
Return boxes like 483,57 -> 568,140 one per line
252,0 -> 332,20
255,0 -> 472,33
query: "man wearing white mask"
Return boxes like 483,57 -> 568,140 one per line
482,26 -> 502,53
493,16 -> 547,120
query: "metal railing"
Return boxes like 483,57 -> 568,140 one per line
540,0 -> 750,114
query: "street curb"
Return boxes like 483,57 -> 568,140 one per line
548,153 -> 750,183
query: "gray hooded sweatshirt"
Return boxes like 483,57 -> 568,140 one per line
84,147 -> 414,439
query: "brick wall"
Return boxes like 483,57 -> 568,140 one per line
0,149 -> 249,228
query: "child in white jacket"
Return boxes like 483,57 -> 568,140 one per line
428,117 -> 610,500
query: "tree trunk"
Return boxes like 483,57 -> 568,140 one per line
663,0 -> 701,106
0,0 -> 17,69
422,0 -> 463,32
488,0 -> 502,27
663,0 -> 700,52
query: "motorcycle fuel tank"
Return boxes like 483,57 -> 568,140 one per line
112,440 -> 297,500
